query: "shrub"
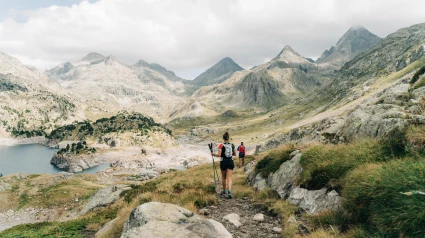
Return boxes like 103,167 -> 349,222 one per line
410,65 -> 425,84
299,140 -> 390,190
342,160 -> 425,237
255,146 -> 295,177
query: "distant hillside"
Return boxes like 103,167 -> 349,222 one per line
45,53 -> 190,121
317,26 -> 381,67
192,57 -> 244,86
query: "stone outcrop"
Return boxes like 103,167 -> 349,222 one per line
80,185 -> 130,215
121,202 -> 232,238
247,151 -> 342,215
50,153 -> 104,173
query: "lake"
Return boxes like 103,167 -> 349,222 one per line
0,144 -> 109,176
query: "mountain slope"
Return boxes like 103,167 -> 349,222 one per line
45,53 -> 189,121
317,26 -> 381,67
0,53 -> 82,138
192,57 -> 244,86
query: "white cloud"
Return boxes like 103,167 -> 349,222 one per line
0,0 -> 425,79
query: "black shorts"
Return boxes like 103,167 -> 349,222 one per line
220,159 -> 234,171
239,153 -> 245,159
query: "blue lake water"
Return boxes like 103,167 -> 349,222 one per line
0,144 -> 109,176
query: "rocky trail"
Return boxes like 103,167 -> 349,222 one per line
199,191 -> 283,238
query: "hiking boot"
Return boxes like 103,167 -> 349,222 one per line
227,190 -> 232,199
220,190 -> 226,196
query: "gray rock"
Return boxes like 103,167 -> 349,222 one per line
253,213 -> 264,222
0,180 -> 11,192
288,187 -> 342,215
223,213 -> 242,228
95,218 -> 119,237
269,152 -> 303,198
287,215 -> 297,224
121,202 -> 232,238
272,227 -> 282,234
51,153 -> 103,173
251,173 -> 268,191
80,185 -> 130,215
198,208 -> 209,216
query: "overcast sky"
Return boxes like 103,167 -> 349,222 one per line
0,0 -> 425,79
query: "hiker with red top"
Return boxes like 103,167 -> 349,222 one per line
211,132 -> 235,199
237,142 -> 246,167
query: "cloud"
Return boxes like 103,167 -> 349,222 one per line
0,0 -> 425,79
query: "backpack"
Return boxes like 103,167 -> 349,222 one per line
222,143 -> 233,160
238,145 -> 246,153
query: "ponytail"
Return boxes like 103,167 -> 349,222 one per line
223,132 -> 229,141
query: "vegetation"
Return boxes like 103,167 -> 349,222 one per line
57,141 -> 97,155
410,64 -> 425,85
255,145 -> 295,177
48,111 -> 172,141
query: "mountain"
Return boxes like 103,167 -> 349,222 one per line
0,53 -> 81,138
191,57 -> 244,86
45,53 -> 189,121
134,59 -> 183,82
316,26 -> 381,67
322,22 -> 425,103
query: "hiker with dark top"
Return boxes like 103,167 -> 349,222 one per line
211,132 -> 236,199
237,142 -> 246,167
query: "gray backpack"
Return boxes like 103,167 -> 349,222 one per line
222,143 -> 233,160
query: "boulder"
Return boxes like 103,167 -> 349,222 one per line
253,213 -> 264,222
269,151 -> 303,198
80,185 -> 131,215
121,202 -> 232,238
223,213 -> 242,228
288,187 -> 342,215
51,153 -> 104,173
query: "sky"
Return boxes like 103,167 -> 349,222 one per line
0,0 -> 425,80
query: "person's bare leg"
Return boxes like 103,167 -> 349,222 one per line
221,170 -> 227,191
226,169 -> 233,192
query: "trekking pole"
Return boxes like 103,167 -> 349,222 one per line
209,143 -> 220,184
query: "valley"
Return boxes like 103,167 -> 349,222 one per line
0,22 -> 425,237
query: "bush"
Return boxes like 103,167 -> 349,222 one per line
342,160 -> 425,237
410,65 -> 425,84
255,147 -> 295,177
299,140 -> 390,190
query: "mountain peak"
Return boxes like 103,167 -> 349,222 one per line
80,52 -> 105,62
317,26 -> 381,65
192,57 -> 244,86
275,45 -> 309,64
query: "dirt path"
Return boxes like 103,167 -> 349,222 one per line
201,192 -> 282,238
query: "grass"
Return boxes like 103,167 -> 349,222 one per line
255,144 -> 295,177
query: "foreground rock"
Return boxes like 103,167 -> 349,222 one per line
80,185 -> 130,215
247,151 -> 342,215
121,202 -> 232,238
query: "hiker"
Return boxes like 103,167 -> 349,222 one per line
237,142 -> 246,167
211,131 -> 235,199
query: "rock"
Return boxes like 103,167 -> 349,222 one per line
288,187 -> 342,215
95,218 -> 119,237
13,173 -> 28,180
244,161 -> 256,175
223,213 -> 242,228
51,153 -> 104,173
80,185 -> 130,215
253,213 -> 264,222
251,173 -> 268,191
121,202 -> 232,238
198,208 -> 209,216
272,227 -> 282,234
287,215 -> 297,224
182,155 -> 208,168
127,170 -> 159,181
56,171 -> 74,179
269,152 -> 303,198
0,180 -> 11,192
